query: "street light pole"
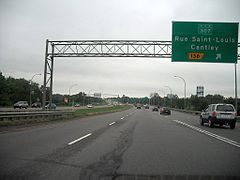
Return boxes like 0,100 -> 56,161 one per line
234,63 -> 238,113
164,86 -> 172,108
174,75 -> 186,109
30,73 -> 41,107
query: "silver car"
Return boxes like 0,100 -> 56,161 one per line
200,104 -> 236,129
13,101 -> 29,109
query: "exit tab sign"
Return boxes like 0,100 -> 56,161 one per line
172,21 -> 239,63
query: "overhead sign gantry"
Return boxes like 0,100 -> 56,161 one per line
43,23 -> 240,109
43,40 -> 172,107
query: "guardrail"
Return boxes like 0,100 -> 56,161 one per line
0,111 -> 74,121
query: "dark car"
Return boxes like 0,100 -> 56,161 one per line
137,106 -> 141,109
13,101 -> 29,109
152,107 -> 159,112
32,102 -> 41,108
45,103 -> 57,110
160,107 -> 171,115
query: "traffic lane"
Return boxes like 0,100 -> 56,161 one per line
118,109 -> 240,177
63,111 -> 138,179
0,107 -> 137,180
0,108 -> 135,176
169,110 -> 240,143
0,107 -> 135,157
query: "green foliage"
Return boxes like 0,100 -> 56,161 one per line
52,92 -> 106,106
74,105 -> 132,117
0,72 -> 238,111
0,72 -> 42,106
115,95 -> 149,105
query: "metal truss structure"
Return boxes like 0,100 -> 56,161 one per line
43,39 -> 240,108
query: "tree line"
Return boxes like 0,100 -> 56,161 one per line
0,72 -> 42,106
0,72 -> 104,106
146,93 -> 239,111
0,72 -> 238,111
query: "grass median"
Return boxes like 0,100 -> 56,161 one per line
74,105 -> 132,117
0,105 -> 133,128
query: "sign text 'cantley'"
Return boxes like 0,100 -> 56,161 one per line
174,36 -> 236,52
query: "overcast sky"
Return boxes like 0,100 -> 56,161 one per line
0,0 -> 239,98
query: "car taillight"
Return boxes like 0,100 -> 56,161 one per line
212,111 -> 217,117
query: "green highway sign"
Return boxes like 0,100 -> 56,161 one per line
172,21 -> 239,63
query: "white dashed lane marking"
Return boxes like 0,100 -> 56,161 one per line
109,122 -> 116,126
68,133 -> 92,145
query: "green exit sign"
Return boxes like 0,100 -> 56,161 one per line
172,21 -> 239,63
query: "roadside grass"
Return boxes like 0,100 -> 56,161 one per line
74,105 -> 132,117
0,105 -> 132,128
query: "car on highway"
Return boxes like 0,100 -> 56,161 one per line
74,103 -> 80,107
87,104 -> 93,108
152,107 -> 159,112
31,102 -> 41,108
13,101 -> 29,109
160,107 -> 171,115
200,103 -> 236,129
143,104 -> 149,109
137,106 -> 141,109
45,103 -> 57,110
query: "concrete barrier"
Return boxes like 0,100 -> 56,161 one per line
0,111 -> 74,121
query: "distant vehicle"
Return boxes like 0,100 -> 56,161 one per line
74,104 -> 80,107
31,102 -> 41,108
137,106 -> 141,109
45,103 -> 57,110
144,105 -> 149,109
152,107 -> 159,112
200,103 -> 236,129
13,101 -> 29,109
87,104 -> 93,108
160,107 -> 171,115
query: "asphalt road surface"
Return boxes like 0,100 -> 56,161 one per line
0,108 -> 239,180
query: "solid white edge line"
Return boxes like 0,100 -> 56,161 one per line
173,120 -> 240,148
68,133 -> 92,145
175,120 -> 239,143
109,122 -> 116,126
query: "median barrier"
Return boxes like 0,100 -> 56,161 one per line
0,111 -> 74,121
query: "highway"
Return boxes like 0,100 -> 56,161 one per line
0,107 -> 239,180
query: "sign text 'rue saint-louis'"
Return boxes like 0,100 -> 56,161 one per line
172,21 -> 239,63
